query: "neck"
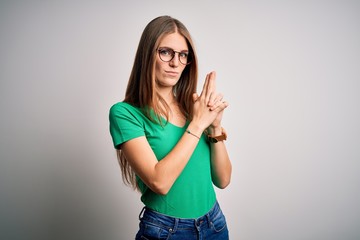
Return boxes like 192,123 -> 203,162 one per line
158,88 -> 176,105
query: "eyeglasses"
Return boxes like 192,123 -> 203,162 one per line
157,47 -> 191,65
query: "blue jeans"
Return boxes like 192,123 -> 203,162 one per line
135,201 -> 229,240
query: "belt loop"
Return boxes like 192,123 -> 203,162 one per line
206,201 -> 217,228
194,218 -> 200,232
138,206 -> 146,220
170,218 -> 179,233
206,212 -> 212,228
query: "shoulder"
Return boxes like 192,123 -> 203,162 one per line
108,102 -> 147,148
110,101 -> 137,111
109,102 -> 150,127
109,102 -> 141,116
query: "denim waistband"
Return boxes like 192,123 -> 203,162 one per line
139,201 -> 222,230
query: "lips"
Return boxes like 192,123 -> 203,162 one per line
165,71 -> 179,77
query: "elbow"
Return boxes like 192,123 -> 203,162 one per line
215,177 -> 231,189
213,169 -> 232,189
148,180 -> 171,195
213,165 -> 232,189
144,166 -> 173,195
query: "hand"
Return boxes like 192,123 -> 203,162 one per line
192,71 -> 228,131
205,71 -> 229,130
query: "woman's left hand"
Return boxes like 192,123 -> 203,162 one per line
204,71 -> 228,130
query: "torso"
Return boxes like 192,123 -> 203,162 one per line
109,102 -> 216,218
168,102 -> 186,127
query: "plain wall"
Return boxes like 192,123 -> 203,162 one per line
1,0 -> 359,239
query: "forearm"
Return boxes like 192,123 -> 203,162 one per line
153,121 -> 204,194
208,126 -> 232,189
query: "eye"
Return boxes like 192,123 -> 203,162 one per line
179,52 -> 188,58
159,49 -> 172,56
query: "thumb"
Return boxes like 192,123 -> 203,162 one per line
192,93 -> 199,102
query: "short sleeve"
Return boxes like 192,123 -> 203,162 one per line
109,102 -> 145,149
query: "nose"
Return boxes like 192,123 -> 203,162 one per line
169,53 -> 180,67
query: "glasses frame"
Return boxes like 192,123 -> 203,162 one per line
157,47 -> 191,65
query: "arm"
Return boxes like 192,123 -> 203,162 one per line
120,120 -> 202,195
207,126 -> 232,189
205,71 -> 232,189
120,74 -> 227,195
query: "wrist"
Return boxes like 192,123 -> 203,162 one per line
207,125 -> 222,135
206,127 -> 227,143
187,121 -> 205,137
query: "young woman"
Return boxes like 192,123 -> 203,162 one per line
109,15 -> 232,240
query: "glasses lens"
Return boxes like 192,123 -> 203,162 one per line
159,48 -> 174,62
179,52 -> 189,65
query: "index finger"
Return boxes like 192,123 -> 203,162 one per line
199,72 -> 211,97
205,71 -> 216,103
207,71 -> 216,90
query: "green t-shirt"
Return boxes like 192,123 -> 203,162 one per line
109,102 -> 216,218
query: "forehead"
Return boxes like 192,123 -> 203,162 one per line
159,32 -> 188,50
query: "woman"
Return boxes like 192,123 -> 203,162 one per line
109,15 -> 231,240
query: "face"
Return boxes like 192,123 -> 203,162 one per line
155,32 -> 188,90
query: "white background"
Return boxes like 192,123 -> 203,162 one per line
1,0 -> 359,239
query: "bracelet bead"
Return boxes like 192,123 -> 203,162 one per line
186,129 -> 200,139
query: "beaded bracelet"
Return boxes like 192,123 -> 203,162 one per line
186,129 -> 200,139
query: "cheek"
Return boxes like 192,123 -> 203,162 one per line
155,60 -> 164,73
179,65 -> 187,75
180,65 -> 187,72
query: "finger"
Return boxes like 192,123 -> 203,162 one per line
209,100 -> 229,111
192,93 -> 199,102
206,71 -> 216,104
208,93 -> 223,107
199,73 -> 210,98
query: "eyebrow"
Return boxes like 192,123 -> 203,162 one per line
159,46 -> 189,52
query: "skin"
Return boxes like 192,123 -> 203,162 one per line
121,31 -> 232,195
155,31 -> 188,127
